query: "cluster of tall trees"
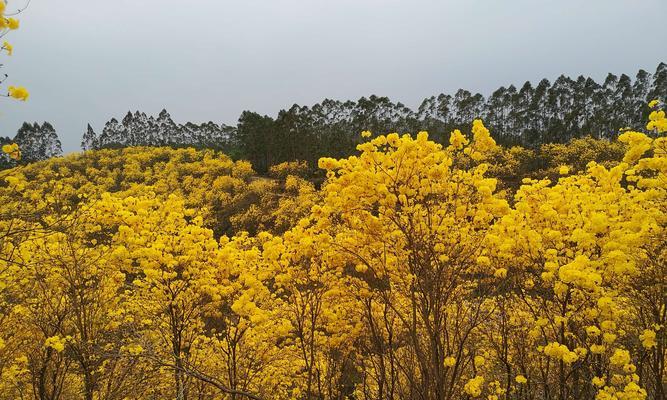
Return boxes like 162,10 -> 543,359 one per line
2,64 -> 664,172
84,64 -> 666,172
0,122 -> 62,168
234,64 -> 666,171
81,109 -> 235,151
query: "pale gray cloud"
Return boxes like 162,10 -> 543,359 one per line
1,0 -> 665,151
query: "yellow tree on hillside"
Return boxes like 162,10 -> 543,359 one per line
94,193 -> 221,400
309,122 -> 510,398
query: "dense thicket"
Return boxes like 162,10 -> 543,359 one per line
79,63 -> 666,172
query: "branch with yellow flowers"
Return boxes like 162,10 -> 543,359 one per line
0,0 -> 29,101
1,142 -> 20,160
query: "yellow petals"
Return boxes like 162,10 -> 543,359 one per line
8,85 -> 29,101
449,129 -> 469,150
317,157 -> 340,170
470,119 -> 497,159
586,326 -> 601,337
543,342 -> 578,364
2,142 -> 21,160
609,349 -> 631,366
592,376 -> 606,388
474,355 -> 486,367
602,332 -> 617,344
647,109 -> 667,132
493,268 -> 507,278
590,344 -> 606,354
618,131 -> 652,163
44,336 -> 67,352
124,343 -> 143,356
639,329 -> 656,349
354,263 -> 368,273
6,17 -> 19,30
464,376 -> 484,397
3,40 -> 12,55
623,363 -> 637,374
476,255 -> 491,267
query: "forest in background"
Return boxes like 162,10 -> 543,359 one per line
2,63 -> 665,172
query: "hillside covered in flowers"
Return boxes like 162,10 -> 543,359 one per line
0,102 -> 665,400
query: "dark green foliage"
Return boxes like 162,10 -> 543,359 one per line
228,65 -> 665,172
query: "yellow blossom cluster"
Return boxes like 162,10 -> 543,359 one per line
8,85 -> 28,101
543,342 -> 579,364
464,376 -> 485,397
44,336 -> 67,352
2,142 -> 20,160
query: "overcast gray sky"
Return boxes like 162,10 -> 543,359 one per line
2,0 -> 665,152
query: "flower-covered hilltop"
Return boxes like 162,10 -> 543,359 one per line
0,103 -> 665,399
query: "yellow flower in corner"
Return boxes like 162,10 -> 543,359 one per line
3,41 -> 12,55
646,109 -> 667,132
6,17 -> 19,30
8,85 -> 29,101
361,130 -> 372,138
2,142 -> 21,160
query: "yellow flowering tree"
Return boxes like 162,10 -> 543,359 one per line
310,122 -> 510,398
